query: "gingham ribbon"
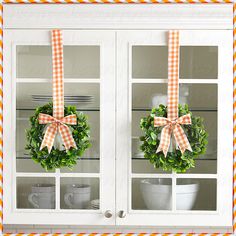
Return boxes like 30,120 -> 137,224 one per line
154,30 -> 192,157
39,30 -> 77,153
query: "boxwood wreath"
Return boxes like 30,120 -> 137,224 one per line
140,104 -> 208,173
26,103 -> 91,171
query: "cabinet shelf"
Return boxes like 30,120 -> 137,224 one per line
16,108 -> 217,112
16,156 -> 216,161
16,108 -> 101,112
132,108 -> 217,112
132,158 -> 217,161
16,156 -> 100,160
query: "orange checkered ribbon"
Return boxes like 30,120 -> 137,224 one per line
38,30 -> 77,153
154,30 -> 192,157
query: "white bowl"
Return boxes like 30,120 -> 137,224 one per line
140,179 -> 199,210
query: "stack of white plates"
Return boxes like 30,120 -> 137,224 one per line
32,95 -> 94,105
90,199 -> 99,210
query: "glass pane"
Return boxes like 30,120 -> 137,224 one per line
132,46 -> 218,79
61,110 -> 100,173
16,46 -> 100,79
183,160 -> 216,174
132,84 -> 217,110
16,83 -> 100,109
132,84 -> 217,174
16,110 -> 54,172
17,177 -> 55,209
60,178 -> 99,210
132,178 -> 172,210
132,46 -> 168,78
184,111 -> 217,174
176,179 -> 217,211
180,46 -> 218,79
132,110 -> 170,174
16,83 -> 100,173
132,160 -> 171,174
60,160 -> 99,173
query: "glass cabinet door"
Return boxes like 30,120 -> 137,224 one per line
3,30 -> 116,225
116,30 -> 233,226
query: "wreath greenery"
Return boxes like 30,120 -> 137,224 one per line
140,104 -> 208,173
26,103 -> 91,171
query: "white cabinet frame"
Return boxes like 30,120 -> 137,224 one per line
2,6 -> 234,227
116,30 -> 233,227
3,30 -> 116,225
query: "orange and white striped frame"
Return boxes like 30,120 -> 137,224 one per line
0,1 -> 235,235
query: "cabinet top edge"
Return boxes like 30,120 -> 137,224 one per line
3,4 -> 233,30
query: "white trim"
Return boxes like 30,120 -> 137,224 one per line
131,173 -> 218,179
16,78 -> 100,83
116,30 -> 233,227
3,212 -> 109,225
132,79 -> 218,84
3,4 -> 233,30
55,169 -> 60,211
14,208 -> 101,213
172,174 -> 176,211
129,209 -> 219,215
3,30 -> 116,225
15,172 -> 100,178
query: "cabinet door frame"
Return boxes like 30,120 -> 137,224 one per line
116,30 -> 233,227
3,29 -> 116,225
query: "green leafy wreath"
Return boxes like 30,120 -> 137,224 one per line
140,104 -> 208,173
26,103 -> 91,171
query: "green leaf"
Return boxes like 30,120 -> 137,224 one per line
150,132 -> 157,140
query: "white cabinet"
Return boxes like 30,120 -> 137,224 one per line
4,30 -> 116,225
116,30 -> 233,226
3,4 -> 233,228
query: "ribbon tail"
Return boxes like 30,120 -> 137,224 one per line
173,124 -> 192,154
59,124 -> 77,150
40,123 -> 57,153
156,125 -> 172,157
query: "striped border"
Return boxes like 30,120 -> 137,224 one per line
1,0 -> 234,3
1,0 -> 235,235
0,2 -> 3,236
2,234 -> 234,236
233,2 -> 236,235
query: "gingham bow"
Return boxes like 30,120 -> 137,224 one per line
154,30 -> 192,157
39,30 -> 77,153
154,114 -> 192,157
39,113 -> 77,153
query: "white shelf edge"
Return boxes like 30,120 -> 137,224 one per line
55,168 -> 60,211
16,78 -> 100,83
4,5 -> 233,30
16,78 -> 219,84
16,172 -> 56,177
60,173 -> 100,178
129,210 -> 219,215
131,173 -> 218,179
14,209 -> 101,214
131,79 -> 219,84
16,118 -> 28,121
16,172 -> 100,178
